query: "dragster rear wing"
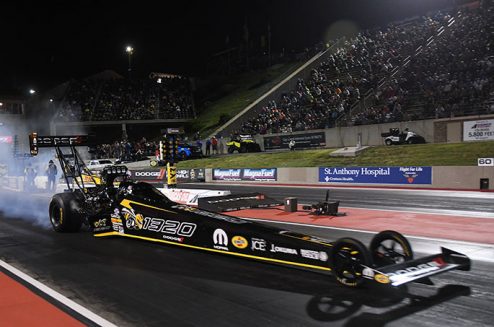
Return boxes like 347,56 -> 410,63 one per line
29,132 -> 94,156
28,132 -> 97,193
363,247 -> 471,287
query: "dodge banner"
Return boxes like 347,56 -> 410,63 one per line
319,166 -> 432,184
129,168 -> 205,183
213,168 -> 277,181
264,132 -> 326,150
129,169 -> 166,184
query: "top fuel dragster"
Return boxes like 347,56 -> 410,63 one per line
29,133 -> 470,288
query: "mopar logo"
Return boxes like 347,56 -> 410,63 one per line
213,229 -> 228,250
135,171 -> 161,177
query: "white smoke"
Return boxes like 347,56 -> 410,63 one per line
0,99 -> 88,229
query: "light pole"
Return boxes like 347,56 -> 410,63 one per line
125,45 -> 134,79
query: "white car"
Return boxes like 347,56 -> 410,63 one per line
87,159 -> 114,171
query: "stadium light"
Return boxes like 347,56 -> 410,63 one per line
125,45 -> 134,79
0,102 -> 3,106
49,99 -> 54,102
29,89 -> 36,95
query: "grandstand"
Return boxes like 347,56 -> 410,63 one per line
55,70 -> 194,123
217,2 -> 494,137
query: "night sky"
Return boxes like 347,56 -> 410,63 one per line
1,0 -> 456,95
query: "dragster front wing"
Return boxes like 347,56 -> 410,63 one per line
363,247 -> 471,287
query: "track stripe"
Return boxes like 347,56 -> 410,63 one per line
0,259 -> 118,327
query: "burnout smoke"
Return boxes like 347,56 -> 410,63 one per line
0,100 -> 88,228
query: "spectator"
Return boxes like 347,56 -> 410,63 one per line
24,163 -> 37,191
196,139 -> 203,156
205,138 -> 211,156
46,160 -> 58,192
288,138 -> 296,151
211,136 -> 218,155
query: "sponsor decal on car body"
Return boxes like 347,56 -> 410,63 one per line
374,274 -> 390,284
270,245 -> 298,255
251,238 -> 267,252
232,236 -> 248,249
300,249 -> 328,261
213,229 -> 229,250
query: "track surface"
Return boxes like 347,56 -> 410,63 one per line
1,185 -> 493,326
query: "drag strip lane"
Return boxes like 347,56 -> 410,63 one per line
1,213 -> 494,327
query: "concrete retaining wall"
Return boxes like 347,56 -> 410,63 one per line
206,166 -> 494,190
252,114 -> 494,149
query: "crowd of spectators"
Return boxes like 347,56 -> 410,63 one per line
239,4 -> 493,135
90,137 -> 158,161
56,76 -> 194,122
357,6 -> 494,125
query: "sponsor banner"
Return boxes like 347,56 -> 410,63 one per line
130,169 -> 166,183
319,166 -> 432,184
212,168 -> 242,181
212,168 -> 277,181
242,168 -> 277,181
478,158 -> 494,166
263,132 -> 326,150
463,119 -> 494,141
176,168 -> 205,182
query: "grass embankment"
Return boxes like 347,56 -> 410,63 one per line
177,141 -> 494,169
191,62 -> 302,136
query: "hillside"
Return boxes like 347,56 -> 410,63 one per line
177,141 -> 494,168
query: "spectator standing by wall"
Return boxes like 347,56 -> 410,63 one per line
24,163 -> 37,191
46,160 -> 58,192
196,139 -> 203,156
288,138 -> 296,151
211,136 -> 218,155
205,138 -> 211,156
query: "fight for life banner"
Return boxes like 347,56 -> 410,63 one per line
319,166 -> 432,184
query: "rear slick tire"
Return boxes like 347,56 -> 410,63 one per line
49,192 -> 83,233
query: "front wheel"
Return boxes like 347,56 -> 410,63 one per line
331,238 -> 372,287
385,139 -> 392,146
49,192 -> 83,232
369,230 -> 413,267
